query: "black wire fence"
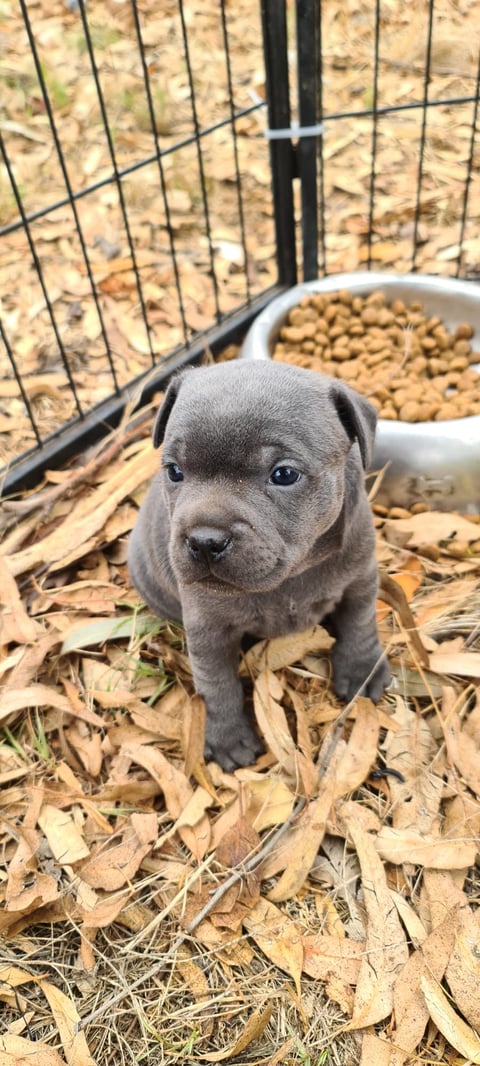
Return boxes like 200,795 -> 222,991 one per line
1,0 -> 479,495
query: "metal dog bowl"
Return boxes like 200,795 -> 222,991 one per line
240,272 -> 480,514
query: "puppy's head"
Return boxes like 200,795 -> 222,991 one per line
152,361 -> 376,594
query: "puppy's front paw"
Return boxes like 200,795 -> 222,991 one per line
332,642 -> 390,703
205,716 -> 264,773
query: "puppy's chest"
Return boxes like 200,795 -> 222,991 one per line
247,586 -> 340,639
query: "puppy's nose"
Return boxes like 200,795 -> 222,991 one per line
186,527 -> 232,563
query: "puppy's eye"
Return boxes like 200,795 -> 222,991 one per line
166,463 -> 184,483
270,465 -> 301,487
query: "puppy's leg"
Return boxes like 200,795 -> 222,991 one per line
328,567 -> 390,703
184,617 -> 263,772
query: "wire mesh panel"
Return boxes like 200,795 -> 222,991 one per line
286,0 -> 480,282
1,0 -> 480,493
0,0 -> 281,491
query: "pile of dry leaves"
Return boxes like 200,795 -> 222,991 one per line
1,385 -> 480,1065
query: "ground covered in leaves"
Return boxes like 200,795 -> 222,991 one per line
1,388 -> 480,1065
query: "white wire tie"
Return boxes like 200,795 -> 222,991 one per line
264,121 -> 324,140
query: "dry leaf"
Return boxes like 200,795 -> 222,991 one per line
199,1001 -> 273,1061
124,742 -> 211,859
79,813 -> 157,890
392,916 -> 455,1056
445,906 -> 480,1028
346,821 -> 408,1029
253,668 -> 296,776
0,555 -> 44,644
439,687 -> 480,798
331,697 -> 380,795
384,511 -> 480,549
375,826 -> 477,869
383,696 -> 443,835
267,703 -> 379,902
244,624 -> 333,676
247,777 -> 295,832
421,973 -> 480,1063
243,897 -> 303,995
302,933 -> 363,984
7,444 -> 159,577
266,746 -> 343,901
5,827 -> 59,914
39,979 -> 96,1066
38,805 -> 90,865
0,683 -> 103,728
360,1033 -> 392,1066
0,1034 -> 66,1065
429,651 -> 480,677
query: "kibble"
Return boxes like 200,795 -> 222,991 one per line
274,290 -> 480,421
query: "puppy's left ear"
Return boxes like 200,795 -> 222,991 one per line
330,383 -> 377,469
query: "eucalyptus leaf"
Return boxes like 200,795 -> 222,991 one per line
61,613 -> 164,654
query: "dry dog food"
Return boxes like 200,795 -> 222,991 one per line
272,289 -> 480,421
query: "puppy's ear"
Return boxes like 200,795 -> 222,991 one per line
329,383 -> 377,469
152,373 -> 185,448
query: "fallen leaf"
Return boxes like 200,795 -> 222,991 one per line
243,897 -> 303,995
375,827 -> 477,869
439,686 -> 480,797
331,697 -> 380,795
244,624 -> 333,676
0,555 -> 44,643
5,827 -> 59,914
39,980 -> 96,1066
0,1033 -> 66,1065
253,668 -> 296,776
7,444 -> 159,577
383,696 -> 443,835
445,906 -> 480,1028
346,821 -> 408,1028
79,813 -> 157,890
265,747 -> 342,901
38,805 -> 90,865
421,973 -> 480,1064
360,1033 -> 392,1066
199,1001 -> 273,1061
392,916 -> 455,1057
247,777 -> 295,833
0,683 -> 104,729
384,511 -> 480,549
302,933 -> 363,984
60,612 -> 163,654
429,650 -> 480,677
123,743 -> 211,859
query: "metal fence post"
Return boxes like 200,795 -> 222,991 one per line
296,0 -> 320,281
260,0 -> 298,288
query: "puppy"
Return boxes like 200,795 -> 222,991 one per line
128,360 -> 390,771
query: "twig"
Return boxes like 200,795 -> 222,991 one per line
75,791 -> 307,1032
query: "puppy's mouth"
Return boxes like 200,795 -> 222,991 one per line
182,574 -> 241,595
178,557 -> 287,596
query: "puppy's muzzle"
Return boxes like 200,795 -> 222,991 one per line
186,526 -> 233,565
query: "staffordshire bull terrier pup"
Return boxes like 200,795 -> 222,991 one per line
128,360 -> 390,771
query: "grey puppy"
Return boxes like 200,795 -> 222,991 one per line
128,360 -> 390,771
